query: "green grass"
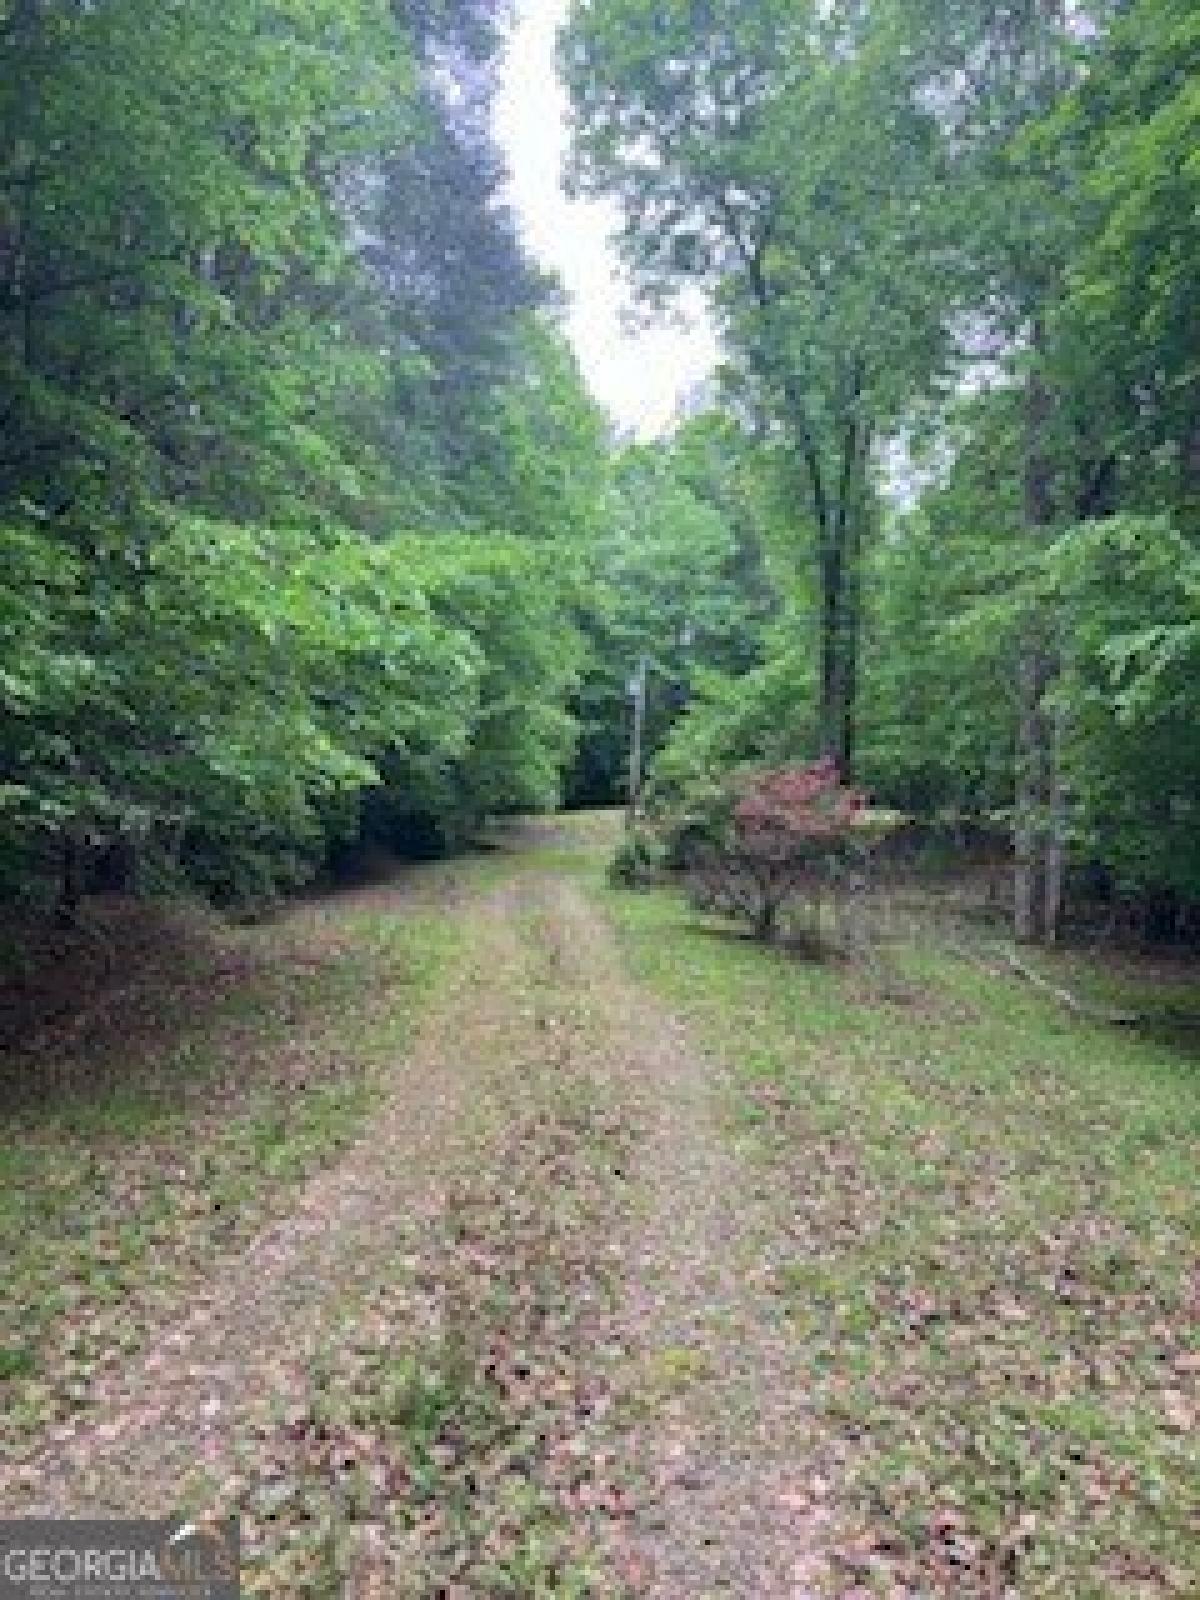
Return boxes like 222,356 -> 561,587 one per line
605,878 -> 1199,1597
0,894 -> 461,1461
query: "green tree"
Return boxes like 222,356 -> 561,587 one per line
0,0 -> 594,907
564,0 -> 948,771
569,433 -> 774,806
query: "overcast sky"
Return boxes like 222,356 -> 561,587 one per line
493,0 -> 719,438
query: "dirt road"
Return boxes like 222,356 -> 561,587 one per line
2,824 -> 830,1595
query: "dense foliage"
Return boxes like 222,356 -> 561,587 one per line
568,0 -> 1200,939
691,761 -> 869,942
4,0 -> 1196,940
0,0 -> 605,905
570,423 -> 776,807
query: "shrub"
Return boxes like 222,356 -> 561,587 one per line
688,760 -> 870,943
607,827 -> 666,889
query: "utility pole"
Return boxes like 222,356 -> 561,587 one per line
626,624 -> 692,829
626,654 -> 648,828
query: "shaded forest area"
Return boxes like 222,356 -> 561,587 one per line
567,0 -> 1200,949
3,0 -> 1199,958
0,0 -> 766,927
1,6 -> 1197,1591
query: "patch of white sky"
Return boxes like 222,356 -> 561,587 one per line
493,0 -> 719,439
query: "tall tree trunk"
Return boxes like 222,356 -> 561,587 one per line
1043,683 -> 1066,943
816,518 -> 865,779
1015,323 -> 1056,941
840,576 -> 858,778
839,429 -> 871,779
818,524 -> 847,770
818,413 -> 870,777
1014,635 -> 1045,942
747,269 -> 868,780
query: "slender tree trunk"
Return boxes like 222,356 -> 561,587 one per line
1043,684 -> 1066,943
1014,637 -> 1045,942
840,590 -> 858,777
818,524 -> 846,769
817,475 -> 868,776
1015,322 -> 1056,941
824,524 -> 861,779
840,434 -> 870,779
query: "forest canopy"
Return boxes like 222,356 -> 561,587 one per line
3,0 -> 1198,944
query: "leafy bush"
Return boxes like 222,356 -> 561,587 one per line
606,827 -> 665,889
0,516 -> 585,909
688,760 -> 870,943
